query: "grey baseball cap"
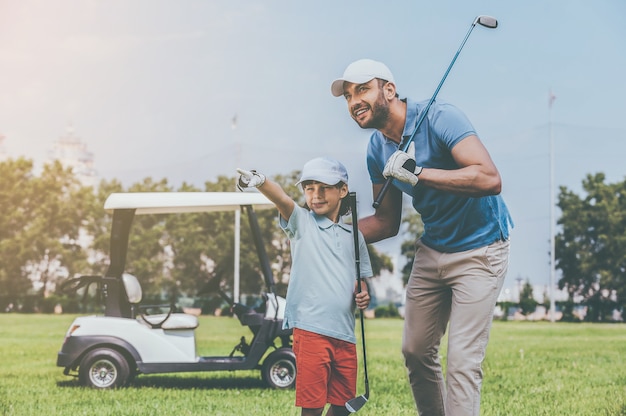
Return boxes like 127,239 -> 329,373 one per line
296,157 -> 349,186
331,58 -> 395,97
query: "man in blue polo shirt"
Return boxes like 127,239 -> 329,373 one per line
331,59 -> 513,416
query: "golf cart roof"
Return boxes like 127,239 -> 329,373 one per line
104,192 -> 274,215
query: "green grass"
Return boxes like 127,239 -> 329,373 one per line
0,314 -> 624,415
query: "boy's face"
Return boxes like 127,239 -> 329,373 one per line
302,181 -> 348,221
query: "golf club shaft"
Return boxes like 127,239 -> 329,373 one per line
350,192 -> 362,294
359,308 -> 369,396
350,192 -> 369,396
372,16 -> 495,209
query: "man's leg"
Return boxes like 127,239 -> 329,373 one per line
402,240 -> 452,416
444,240 -> 510,416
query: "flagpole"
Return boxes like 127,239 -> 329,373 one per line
548,90 -> 556,323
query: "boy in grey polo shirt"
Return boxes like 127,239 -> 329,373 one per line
237,157 -> 372,416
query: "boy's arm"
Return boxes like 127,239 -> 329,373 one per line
237,168 -> 295,221
257,180 -> 295,221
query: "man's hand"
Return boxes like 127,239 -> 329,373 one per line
236,168 -> 266,191
382,142 -> 422,187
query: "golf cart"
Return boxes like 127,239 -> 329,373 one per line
57,192 -> 296,389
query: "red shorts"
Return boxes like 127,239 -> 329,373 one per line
292,328 -> 357,409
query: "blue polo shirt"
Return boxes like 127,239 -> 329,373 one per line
366,98 -> 513,252
279,205 -> 372,344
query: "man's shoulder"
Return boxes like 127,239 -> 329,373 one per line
366,133 -> 389,166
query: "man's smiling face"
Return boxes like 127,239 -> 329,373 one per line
342,79 -> 391,130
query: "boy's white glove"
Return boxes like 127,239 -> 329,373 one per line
382,142 -> 422,187
236,168 -> 266,192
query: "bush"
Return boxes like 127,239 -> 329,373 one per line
374,303 -> 400,318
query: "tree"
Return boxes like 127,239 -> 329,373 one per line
400,207 -> 424,285
556,173 -> 626,318
367,245 -> 394,277
0,159 -> 94,310
0,162 -> 396,312
0,158 -> 38,306
27,162 -> 95,295
83,178 -> 125,273
519,280 -> 538,316
78,176 -> 176,301
163,176 -> 254,300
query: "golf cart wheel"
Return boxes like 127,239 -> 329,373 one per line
78,348 -> 130,389
262,348 -> 296,389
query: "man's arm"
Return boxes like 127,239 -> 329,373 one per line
359,183 -> 403,243
418,135 -> 502,197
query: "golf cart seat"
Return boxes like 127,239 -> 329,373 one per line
232,301 -> 265,329
122,273 -> 199,330
229,292 -> 286,338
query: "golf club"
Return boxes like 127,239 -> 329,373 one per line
372,15 -> 498,209
345,192 -> 369,413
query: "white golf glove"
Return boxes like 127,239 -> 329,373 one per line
382,142 -> 423,187
236,168 -> 266,192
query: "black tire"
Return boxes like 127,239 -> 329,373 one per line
78,348 -> 131,389
262,348 -> 296,389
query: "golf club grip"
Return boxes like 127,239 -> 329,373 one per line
373,178 -> 393,209
372,114 -> 422,210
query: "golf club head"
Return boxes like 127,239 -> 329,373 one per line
475,15 -> 498,28
345,395 -> 368,413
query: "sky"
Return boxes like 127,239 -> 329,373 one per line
1,0 -> 625,297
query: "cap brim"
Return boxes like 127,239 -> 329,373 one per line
296,175 -> 342,186
331,75 -> 376,97
331,79 -> 347,97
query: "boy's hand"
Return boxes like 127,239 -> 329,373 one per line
354,283 -> 370,310
236,168 -> 266,191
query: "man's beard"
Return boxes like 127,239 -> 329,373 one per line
356,96 -> 390,130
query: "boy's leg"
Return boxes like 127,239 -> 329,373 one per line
445,240 -> 509,416
293,329 -> 332,412
326,337 -> 357,416
402,240 -> 452,416
301,408 -> 324,416
301,405 -> 348,416
326,404 -> 350,416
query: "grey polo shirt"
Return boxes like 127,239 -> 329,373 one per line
280,205 -> 372,344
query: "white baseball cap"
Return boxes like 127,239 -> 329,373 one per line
296,157 -> 349,186
331,59 -> 395,97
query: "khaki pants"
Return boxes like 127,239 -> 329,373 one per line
402,239 -> 509,416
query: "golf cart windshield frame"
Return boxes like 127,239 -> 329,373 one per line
102,192 -> 276,318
